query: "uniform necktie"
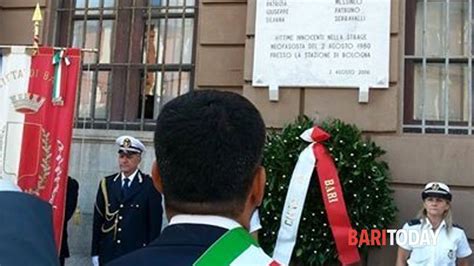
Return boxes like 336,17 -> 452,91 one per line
122,178 -> 131,198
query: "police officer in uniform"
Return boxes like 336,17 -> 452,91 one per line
91,136 -> 163,265
396,182 -> 472,266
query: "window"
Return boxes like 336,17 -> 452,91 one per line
56,0 -> 196,130
404,0 -> 473,134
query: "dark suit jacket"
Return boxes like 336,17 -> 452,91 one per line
92,171 -> 163,264
107,224 -> 228,266
0,191 -> 59,266
60,176 -> 79,259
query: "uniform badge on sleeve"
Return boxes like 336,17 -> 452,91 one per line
448,249 -> 454,260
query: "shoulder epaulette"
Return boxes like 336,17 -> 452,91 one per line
453,224 -> 464,230
104,173 -> 121,182
104,172 -> 119,179
407,219 -> 421,226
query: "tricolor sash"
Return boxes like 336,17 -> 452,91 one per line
194,227 -> 281,266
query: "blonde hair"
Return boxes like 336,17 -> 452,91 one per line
416,200 -> 453,231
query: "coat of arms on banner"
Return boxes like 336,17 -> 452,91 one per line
1,93 -> 47,184
0,48 -> 47,189
1,122 -> 46,187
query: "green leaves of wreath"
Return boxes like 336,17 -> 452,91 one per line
259,116 -> 397,265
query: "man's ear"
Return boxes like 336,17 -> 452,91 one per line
151,160 -> 164,193
250,166 -> 266,207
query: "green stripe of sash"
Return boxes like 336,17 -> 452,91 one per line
52,52 -> 61,99
193,227 -> 258,266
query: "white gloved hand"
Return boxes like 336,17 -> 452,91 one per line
92,256 -> 99,266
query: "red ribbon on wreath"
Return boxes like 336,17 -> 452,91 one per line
311,127 -> 360,265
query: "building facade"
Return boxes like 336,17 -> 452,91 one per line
0,0 -> 473,264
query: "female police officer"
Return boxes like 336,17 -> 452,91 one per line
395,182 -> 472,266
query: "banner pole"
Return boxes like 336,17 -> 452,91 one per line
28,3 -> 97,54
32,3 -> 42,49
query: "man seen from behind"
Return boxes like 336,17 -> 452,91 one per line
109,90 -> 280,265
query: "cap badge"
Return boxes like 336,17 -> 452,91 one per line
432,184 -> 439,191
123,138 -> 131,148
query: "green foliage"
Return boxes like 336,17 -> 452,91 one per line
259,116 -> 397,265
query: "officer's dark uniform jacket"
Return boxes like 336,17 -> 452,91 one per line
108,223 -> 226,266
91,170 -> 163,265
60,176 -> 79,263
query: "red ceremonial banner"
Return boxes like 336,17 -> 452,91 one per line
17,47 -> 81,250
311,127 -> 360,265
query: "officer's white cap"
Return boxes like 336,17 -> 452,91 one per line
116,136 -> 145,154
422,182 -> 452,201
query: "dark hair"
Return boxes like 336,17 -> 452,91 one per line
154,90 -> 266,217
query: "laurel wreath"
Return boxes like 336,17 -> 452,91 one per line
259,116 -> 397,265
26,128 -> 51,196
